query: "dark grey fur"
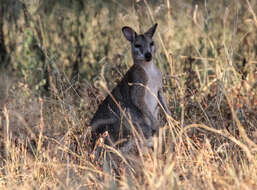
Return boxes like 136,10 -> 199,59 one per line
90,23 -> 170,145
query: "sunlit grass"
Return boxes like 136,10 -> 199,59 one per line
0,0 -> 256,189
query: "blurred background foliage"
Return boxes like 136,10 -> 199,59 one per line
0,0 -> 256,119
0,0 -> 255,94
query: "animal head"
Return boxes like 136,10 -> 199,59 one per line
122,23 -> 158,62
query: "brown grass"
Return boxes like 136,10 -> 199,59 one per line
0,1 -> 257,189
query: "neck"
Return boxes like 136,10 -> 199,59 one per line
133,59 -> 154,66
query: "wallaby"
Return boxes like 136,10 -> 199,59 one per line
90,23 -> 170,146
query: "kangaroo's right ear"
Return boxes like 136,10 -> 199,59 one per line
122,26 -> 137,42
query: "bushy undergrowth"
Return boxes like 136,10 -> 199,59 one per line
0,0 -> 257,189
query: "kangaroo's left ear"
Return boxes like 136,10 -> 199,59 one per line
144,23 -> 158,38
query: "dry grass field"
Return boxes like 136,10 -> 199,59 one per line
0,0 -> 257,189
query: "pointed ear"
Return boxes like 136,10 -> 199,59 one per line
144,23 -> 158,38
122,26 -> 137,42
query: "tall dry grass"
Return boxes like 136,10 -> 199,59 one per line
0,0 -> 257,189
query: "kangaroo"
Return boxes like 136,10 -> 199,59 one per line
90,23 -> 170,146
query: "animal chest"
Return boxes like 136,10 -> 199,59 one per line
143,63 -> 162,116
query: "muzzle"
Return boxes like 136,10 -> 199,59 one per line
144,52 -> 152,62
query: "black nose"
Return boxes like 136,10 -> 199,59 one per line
144,52 -> 152,61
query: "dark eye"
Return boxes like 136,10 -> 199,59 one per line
135,44 -> 141,48
150,41 -> 154,46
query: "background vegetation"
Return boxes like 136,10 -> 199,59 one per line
0,0 -> 256,189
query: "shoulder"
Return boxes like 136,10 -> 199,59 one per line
129,64 -> 148,83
